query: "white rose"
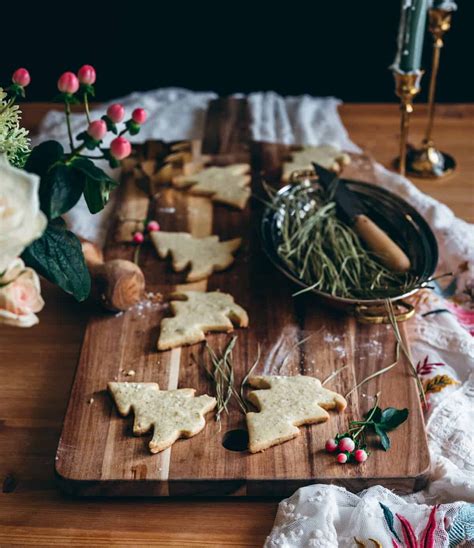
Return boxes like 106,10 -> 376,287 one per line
0,258 -> 45,327
0,153 -> 47,273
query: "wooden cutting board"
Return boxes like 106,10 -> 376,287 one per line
55,98 -> 430,496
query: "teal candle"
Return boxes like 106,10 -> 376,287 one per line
430,0 -> 457,9
394,0 -> 429,73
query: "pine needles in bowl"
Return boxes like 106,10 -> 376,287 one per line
270,182 -> 419,300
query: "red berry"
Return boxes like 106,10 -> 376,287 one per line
132,108 -> 147,125
354,449 -> 368,463
336,453 -> 348,464
147,220 -> 160,232
110,136 -> 132,160
325,439 -> 338,453
338,437 -> 355,452
133,232 -> 144,244
12,68 -> 31,87
87,120 -> 107,141
107,103 -> 125,123
58,72 -> 79,94
78,64 -> 96,85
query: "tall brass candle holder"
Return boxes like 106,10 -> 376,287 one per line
393,71 -> 423,177
406,8 -> 456,178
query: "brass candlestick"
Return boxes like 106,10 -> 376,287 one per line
393,71 -> 423,177
406,8 -> 456,178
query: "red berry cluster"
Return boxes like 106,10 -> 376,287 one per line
325,435 -> 368,464
133,220 -> 160,243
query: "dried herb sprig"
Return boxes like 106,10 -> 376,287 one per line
268,183 -> 420,300
196,337 -> 261,427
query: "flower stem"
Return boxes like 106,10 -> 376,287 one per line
65,102 -> 74,150
83,93 -> 91,124
351,392 -> 380,440
133,244 -> 141,266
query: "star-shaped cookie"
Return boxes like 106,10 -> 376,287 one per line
246,375 -> 347,453
151,231 -> 242,282
282,145 -> 351,181
158,290 -> 249,350
108,382 -> 216,453
172,164 -> 251,209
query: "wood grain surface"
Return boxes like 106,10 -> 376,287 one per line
55,98 -> 429,496
0,102 -> 472,545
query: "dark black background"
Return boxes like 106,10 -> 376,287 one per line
4,1 -> 471,103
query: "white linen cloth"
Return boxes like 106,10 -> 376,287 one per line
36,89 -> 474,545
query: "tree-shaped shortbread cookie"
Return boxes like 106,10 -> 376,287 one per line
172,164 -> 251,209
246,375 -> 347,453
108,382 -> 216,453
282,145 -> 351,181
158,291 -> 248,350
151,231 -> 242,282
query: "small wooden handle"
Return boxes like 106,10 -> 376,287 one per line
81,240 -> 145,311
353,214 -> 411,273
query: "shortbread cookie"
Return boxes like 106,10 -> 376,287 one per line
246,375 -> 347,453
108,382 -> 216,454
158,290 -> 248,350
172,164 -> 251,209
151,231 -> 242,282
282,145 -> 351,181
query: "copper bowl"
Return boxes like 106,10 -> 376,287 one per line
261,177 -> 438,323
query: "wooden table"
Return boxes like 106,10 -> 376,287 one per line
0,103 -> 472,546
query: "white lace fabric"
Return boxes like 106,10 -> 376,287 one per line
36,89 -> 474,545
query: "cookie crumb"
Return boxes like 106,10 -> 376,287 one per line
126,370 -> 136,377
88,397 -> 94,405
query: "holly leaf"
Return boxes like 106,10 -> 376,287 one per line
22,218 -> 90,302
374,424 -> 391,451
379,408 -> 409,431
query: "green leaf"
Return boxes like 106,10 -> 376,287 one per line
80,83 -> 95,97
24,141 -> 64,178
73,157 -> 118,214
39,163 -> 85,219
366,406 -> 382,423
22,218 -> 90,302
374,424 -> 391,451
379,408 -> 409,431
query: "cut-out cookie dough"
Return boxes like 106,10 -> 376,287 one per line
151,231 -> 242,282
108,382 -> 216,454
246,375 -> 347,453
282,145 -> 351,181
172,164 -> 251,209
157,290 -> 248,350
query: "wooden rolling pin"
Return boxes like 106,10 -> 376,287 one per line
354,214 -> 411,273
81,240 -> 145,312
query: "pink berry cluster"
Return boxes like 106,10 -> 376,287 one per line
133,220 -> 161,243
325,435 -> 368,464
54,65 -> 148,164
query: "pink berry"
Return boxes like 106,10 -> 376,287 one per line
147,220 -> 160,232
107,103 -> 125,123
132,108 -> 147,125
87,120 -> 107,141
110,136 -> 132,160
57,72 -> 79,94
338,437 -> 355,453
12,68 -> 31,87
354,449 -> 368,463
133,232 -> 144,244
325,439 -> 338,453
336,453 -> 348,464
78,64 -> 96,85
